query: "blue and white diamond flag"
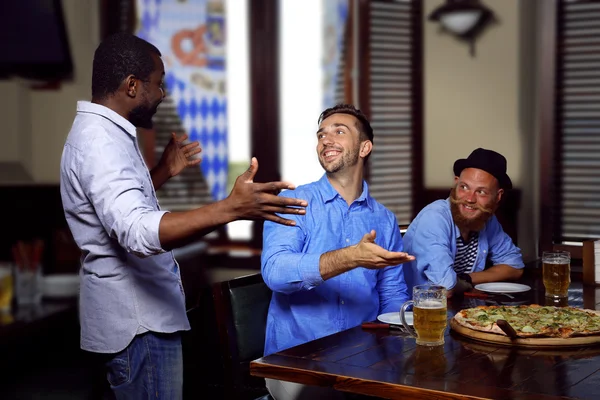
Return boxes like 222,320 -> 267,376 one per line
136,0 -> 228,201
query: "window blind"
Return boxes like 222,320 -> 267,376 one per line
556,0 -> 600,240
364,0 -> 422,225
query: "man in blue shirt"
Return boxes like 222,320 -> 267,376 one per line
403,148 -> 524,297
262,104 -> 414,399
60,33 -> 307,399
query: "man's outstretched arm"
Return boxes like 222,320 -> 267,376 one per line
319,230 -> 415,280
158,157 -> 307,250
469,264 -> 523,285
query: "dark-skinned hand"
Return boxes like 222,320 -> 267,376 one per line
225,157 -> 308,226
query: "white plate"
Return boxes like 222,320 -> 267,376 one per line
474,282 -> 531,294
377,311 -> 413,326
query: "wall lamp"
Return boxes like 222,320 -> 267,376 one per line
428,0 -> 496,56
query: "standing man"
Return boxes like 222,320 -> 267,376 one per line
261,104 -> 414,400
403,148 -> 524,297
60,32 -> 307,399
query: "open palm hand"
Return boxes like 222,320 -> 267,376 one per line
159,132 -> 202,177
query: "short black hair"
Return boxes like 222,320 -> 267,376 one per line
318,104 -> 374,143
92,32 -> 161,99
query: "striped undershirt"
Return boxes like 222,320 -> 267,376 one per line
453,232 -> 479,274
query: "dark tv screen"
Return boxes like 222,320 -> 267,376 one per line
0,0 -> 73,80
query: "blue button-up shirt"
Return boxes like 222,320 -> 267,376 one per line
402,199 -> 524,290
60,101 -> 190,353
261,175 -> 409,355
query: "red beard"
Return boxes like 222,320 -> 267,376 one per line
449,187 -> 497,233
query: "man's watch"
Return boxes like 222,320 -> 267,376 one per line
457,273 -> 473,286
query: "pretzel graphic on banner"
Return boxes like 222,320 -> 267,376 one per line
171,25 -> 208,67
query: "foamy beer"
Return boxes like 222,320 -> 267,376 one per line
542,250 -> 571,299
400,285 -> 447,346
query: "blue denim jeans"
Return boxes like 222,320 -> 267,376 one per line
105,331 -> 183,399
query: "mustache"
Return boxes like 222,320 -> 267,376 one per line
449,191 -> 494,214
320,146 -> 343,155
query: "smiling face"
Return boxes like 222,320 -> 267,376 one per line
450,168 -> 503,232
129,53 -> 166,129
316,113 -> 371,174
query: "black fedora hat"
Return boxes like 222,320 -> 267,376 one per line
453,148 -> 512,190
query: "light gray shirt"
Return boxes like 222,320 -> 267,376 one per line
60,101 -> 190,353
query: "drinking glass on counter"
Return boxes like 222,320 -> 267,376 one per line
12,240 -> 44,306
542,250 -> 570,299
400,285 -> 447,346
15,265 -> 42,306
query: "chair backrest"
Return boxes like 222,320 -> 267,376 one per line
399,224 -> 409,236
212,273 -> 272,390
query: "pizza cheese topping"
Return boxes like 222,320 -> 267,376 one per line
454,305 -> 600,338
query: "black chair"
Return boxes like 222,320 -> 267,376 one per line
212,273 -> 273,400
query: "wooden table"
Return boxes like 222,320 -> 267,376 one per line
250,263 -> 600,399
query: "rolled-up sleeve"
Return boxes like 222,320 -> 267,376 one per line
377,216 -> 410,314
261,192 -> 323,294
409,212 -> 458,290
79,132 -> 167,257
487,216 -> 524,269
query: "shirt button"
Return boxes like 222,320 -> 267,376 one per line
346,239 -> 350,243
341,300 -> 345,305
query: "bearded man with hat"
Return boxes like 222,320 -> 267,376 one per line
403,148 -> 524,297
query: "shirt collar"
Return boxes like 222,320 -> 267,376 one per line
317,174 -> 374,211
76,101 -> 138,138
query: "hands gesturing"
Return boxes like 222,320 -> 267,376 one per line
353,230 -> 415,269
159,132 -> 202,178
319,230 -> 415,280
226,157 -> 308,226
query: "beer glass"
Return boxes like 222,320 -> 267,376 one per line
545,296 -> 568,307
542,250 -> 570,299
0,264 -> 13,312
400,285 -> 447,346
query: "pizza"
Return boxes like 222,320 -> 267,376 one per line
453,305 -> 600,338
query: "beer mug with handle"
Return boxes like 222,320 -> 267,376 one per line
400,285 -> 448,346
